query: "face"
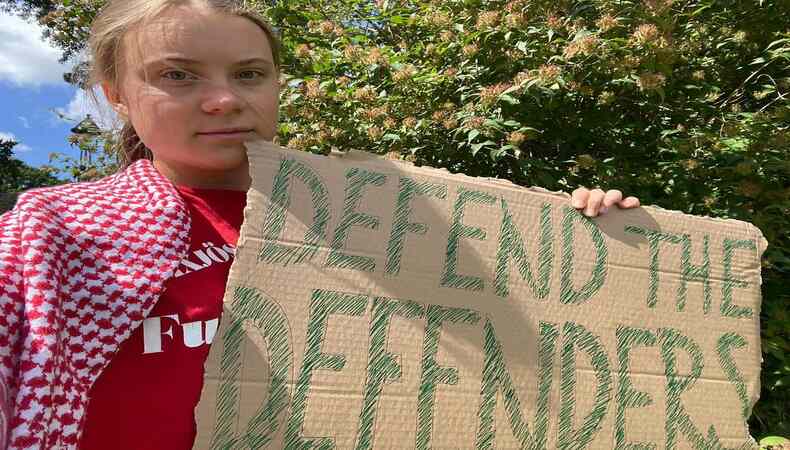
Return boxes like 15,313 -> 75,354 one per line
102,5 -> 279,189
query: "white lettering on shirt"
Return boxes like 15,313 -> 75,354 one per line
182,319 -> 219,348
142,314 -> 180,354
173,242 -> 236,278
142,315 -> 219,354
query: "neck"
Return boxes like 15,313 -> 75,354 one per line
153,160 -> 251,191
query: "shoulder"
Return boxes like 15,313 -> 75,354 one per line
15,171 -> 124,210
12,160 -> 186,218
6,160 -> 190,252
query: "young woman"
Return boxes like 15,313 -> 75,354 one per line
0,1 -> 639,448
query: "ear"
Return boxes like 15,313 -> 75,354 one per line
101,82 -> 129,119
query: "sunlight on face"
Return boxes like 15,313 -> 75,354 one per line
111,5 -> 279,189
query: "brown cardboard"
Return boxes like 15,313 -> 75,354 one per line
194,141 -> 766,449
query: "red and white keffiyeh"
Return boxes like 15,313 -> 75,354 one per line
0,160 -> 191,449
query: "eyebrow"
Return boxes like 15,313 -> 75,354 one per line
237,58 -> 275,66
144,57 -> 275,68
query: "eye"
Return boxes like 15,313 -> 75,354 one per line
238,70 -> 266,80
161,69 -> 194,81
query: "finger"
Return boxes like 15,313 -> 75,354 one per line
585,189 -> 605,217
571,187 -> 589,209
602,189 -> 623,208
618,196 -> 641,209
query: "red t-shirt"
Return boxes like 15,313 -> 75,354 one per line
79,186 -> 246,450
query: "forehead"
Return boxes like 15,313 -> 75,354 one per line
122,6 -> 273,65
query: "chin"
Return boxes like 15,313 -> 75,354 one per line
199,147 -> 249,166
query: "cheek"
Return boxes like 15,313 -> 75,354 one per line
253,88 -> 280,112
150,95 -> 191,125
131,96 -> 191,145
249,89 -> 280,122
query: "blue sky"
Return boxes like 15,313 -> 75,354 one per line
0,10 -> 118,170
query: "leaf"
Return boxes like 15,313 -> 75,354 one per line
471,140 -> 496,156
467,129 -> 480,142
721,138 -> 749,151
483,119 -> 504,131
499,94 -> 520,105
502,84 -> 522,95
572,29 -> 593,40
383,133 -> 401,142
569,3 -> 594,18
689,3 -> 713,17
489,147 -> 506,161
765,38 -> 790,50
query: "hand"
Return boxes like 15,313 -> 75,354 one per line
571,188 -> 640,217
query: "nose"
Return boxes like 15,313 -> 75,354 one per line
200,82 -> 245,114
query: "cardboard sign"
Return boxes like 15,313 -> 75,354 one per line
194,141 -> 766,449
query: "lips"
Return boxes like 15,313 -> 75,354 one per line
198,128 -> 254,135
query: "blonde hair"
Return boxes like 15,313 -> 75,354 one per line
86,0 -> 281,168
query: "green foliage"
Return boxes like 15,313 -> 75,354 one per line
0,0 -> 57,21
0,139 -> 60,192
49,129 -> 119,181
759,435 -> 790,450
16,0 -> 790,436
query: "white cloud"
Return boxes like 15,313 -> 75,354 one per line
54,87 -> 121,131
18,116 -> 31,128
0,131 -> 33,152
0,11 -> 70,86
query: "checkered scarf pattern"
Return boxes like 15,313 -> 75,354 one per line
0,159 -> 190,449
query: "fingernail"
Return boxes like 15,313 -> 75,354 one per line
600,206 -> 609,215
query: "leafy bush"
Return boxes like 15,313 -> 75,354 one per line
0,139 -> 60,193
14,0 -> 790,436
